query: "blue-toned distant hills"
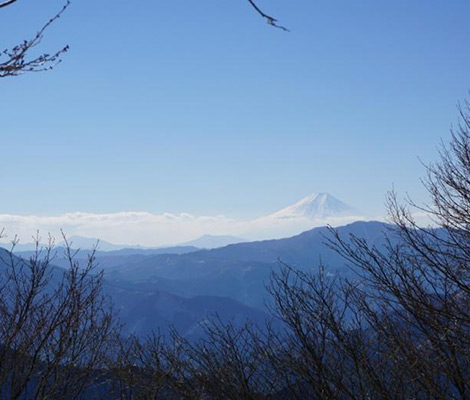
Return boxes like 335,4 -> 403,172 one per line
2,219 -> 392,339
102,221 -> 389,310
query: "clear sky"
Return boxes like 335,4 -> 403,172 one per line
1,0 -> 470,223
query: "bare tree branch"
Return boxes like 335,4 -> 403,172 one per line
246,0 -> 289,31
0,1 -> 69,78
0,0 -> 19,9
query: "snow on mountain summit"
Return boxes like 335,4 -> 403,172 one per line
269,193 -> 359,220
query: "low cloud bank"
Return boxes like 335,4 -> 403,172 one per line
0,211 -> 373,248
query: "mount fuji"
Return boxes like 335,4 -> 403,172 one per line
268,192 -> 360,220
247,193 -> 366,239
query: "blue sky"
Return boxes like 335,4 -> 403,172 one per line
1,0 -> 470,222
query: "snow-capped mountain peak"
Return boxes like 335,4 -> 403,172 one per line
269,192 -> 359,220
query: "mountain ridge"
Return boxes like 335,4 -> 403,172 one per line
267,192 -> 361,220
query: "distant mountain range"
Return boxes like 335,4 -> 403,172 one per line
0,193 -> 376,339
0,246 -> 273,340
2,220 -> 391,339
6,234 -> 247,253
178,234 -> 246,249
104,220 -> 389,337
102,221 -> 388,310
1,236 -> 131,252
58,236 -> 135,251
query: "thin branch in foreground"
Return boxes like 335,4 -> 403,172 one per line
0,1 -> 70,77
0,0 -> 19,9
246,0 -> 289,31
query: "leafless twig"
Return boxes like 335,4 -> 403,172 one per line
246,0 -> 289,31
0,0 -> 19,9
0,1 -> 69,78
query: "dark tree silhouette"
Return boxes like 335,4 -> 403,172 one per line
258,101 -> 470,399
0,233 -> 115,399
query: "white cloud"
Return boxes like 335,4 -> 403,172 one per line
0,211 -> 237,247
0,211 -> 372,247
